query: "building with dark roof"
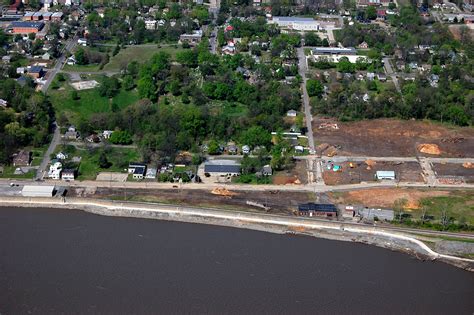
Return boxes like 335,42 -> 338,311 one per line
204,160 -> 241,176
298,203 -> 338,217
11,21 -> 45,34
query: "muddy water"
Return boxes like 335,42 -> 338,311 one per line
0,207 -> 473,314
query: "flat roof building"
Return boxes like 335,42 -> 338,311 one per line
375,170 -> 395,180
270,16 -> 321,31
22,185 -> 56,197
298,203 -> 338,217
11,21 -> 45,34
204,160 -> 241,175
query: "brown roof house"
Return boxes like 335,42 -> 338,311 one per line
12,150 -> 32,166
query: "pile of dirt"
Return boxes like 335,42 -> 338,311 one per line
463,162 -> 474,169
211,187 -> 237,197
365,159 -> 376,170
417,144 -> 441,155
316,142 -> 338,157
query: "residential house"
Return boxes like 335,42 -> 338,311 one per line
179,30 -> 203,45
102,130 -> 113,139
48,160 -> 62,179
145,167 -> 157,179
287,109 -> 297,117
61,169 -> 75,181
242,145 -> 250,155
227,144 -> 238,155
261,165 -> 273,176
27,66 -> 44,79
56,152 -> 68,160
145,19 -> 157,30
377,73 -> 387,81
128,162 -> 146,174
0,99 -> 8,108
12,150 -> 31,166
294,145 -> 304,153
67,56 -> 76,65
2,56 -> 11,64
77,38 -> 87,46
85,134 -> 100,143
64,126 -> 79,140
133,166 -> 146,180
358,41 -> 369,49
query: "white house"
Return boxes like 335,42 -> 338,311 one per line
61,169 -> 75,181
102,130 -> 113,139
145,19 -> 157,30
77,38 -> 87,46
48,161 -> 62,179
0,99 -> 8,108
56,152 -> 68,160
287,109 -> 297,117
242,145 -> 250,155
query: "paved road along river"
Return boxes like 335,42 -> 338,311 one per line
0,207 -> 473,314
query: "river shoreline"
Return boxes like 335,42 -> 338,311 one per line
1,196 -> 473,272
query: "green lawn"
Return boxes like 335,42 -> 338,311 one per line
49,86 -> 140,125
0,165 -> 36,179
63,64 -> 102,72
418,192 -> 474,225
104,45 -> 185,71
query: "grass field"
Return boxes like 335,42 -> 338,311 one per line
49,86 -> 140,125
103,45 -> 184,71
0,165 -> 36,179
63,64 -> 102,72
55,145 -> 140,180
419,192 -> 474,225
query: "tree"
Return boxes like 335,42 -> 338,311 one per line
304,32 -> 321,46
98,151 -> 112,168
240,126 -> 271,148
75,48 -> 87,65
322,38 -> 330,47
306,79 -> 324,97
394,198 -> 407,223
109,130 -> 133,145
71,90 -> 79,100
366,6 -> 377,20
98,76 -> 120,98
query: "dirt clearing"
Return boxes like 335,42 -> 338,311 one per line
433,163 -> 474,184
330,188 -> 450,209
313,118 -> 474,157
322,160 -> 423,185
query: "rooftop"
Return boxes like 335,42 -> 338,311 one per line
313,47 -> 357,55
11,21 -> 45,28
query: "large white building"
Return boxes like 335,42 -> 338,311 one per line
269,16 -> 321,31
310,47 -> 367,63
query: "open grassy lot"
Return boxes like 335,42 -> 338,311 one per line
54,145 -> 141,180
103,45 -> 184,71
49,86 -> 140,125
63,63 -> 103,72
0,165 -> 36,179
419,193 -> 474,225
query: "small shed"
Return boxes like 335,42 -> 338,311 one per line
375,170 -> 395,180
22,185 -> 55,197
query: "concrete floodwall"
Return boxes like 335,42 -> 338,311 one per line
0,196 -> 473,271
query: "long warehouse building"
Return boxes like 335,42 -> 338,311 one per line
21,185 -> 56,197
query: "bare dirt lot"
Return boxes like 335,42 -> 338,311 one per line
313,118 -> 474,157
433,163 -> 474,184
272,160 -> 308,185
84,187 -> 315,215
330,188 -> 450,209
322,161 -> 423,185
